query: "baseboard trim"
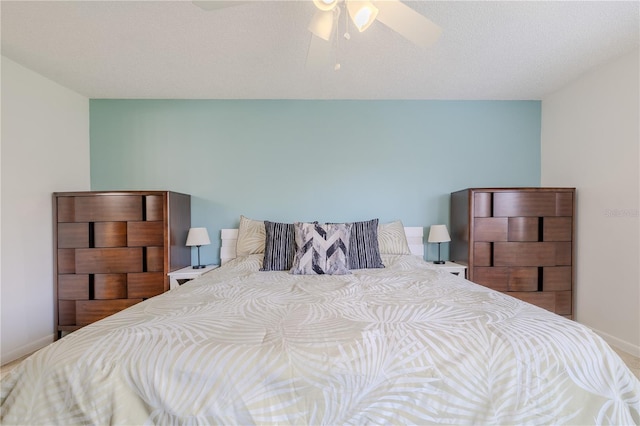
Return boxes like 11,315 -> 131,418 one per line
1,334 -> 54,366
588,326 -> 640,358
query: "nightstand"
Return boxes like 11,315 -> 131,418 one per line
432,261 -> 467,278
168,265 -> 219,289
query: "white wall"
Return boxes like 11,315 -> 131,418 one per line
541,49 -> 640,356
1,57 -> 90,364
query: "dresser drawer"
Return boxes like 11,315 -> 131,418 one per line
76,299 -> 142,326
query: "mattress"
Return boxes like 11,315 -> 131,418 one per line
2,254 -> 639,424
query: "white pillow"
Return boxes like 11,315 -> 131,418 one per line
377,220 -> 411,255
236,215 -> 266,256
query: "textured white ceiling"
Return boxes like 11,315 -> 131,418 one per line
1,1 -> 638,100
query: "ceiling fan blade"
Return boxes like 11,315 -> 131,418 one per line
192,1 -> 252,11
306,34 -> 332,70
375,0 -> 442,47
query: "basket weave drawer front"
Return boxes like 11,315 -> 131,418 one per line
473,267 -> 539,292
94,222 -> 127,247
75,248 -> 143,274
509,291 -> 572,315
543,217 -> 572,241
493,192 -> 557,217
76,299 -> 142,326
57,223 -> 89,248
473,218 -> 507,241
494,242 -> 558,267
543,267 -> 572,291
58,300 -> 76,326
57,249 -> 76,274
127,273 -> 165,298
507,217 -> 538,241
58,275 -> 89,299
450,188 -> 575,317
54,191 -> 192,336
127,221 -> 164,246
76,195 -> 143,222
94,274 -> 127,299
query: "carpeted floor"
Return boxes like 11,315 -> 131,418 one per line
612,346 -> 640,380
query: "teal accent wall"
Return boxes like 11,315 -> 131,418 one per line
90,100 -> 541,264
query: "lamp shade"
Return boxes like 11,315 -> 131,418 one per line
428,225 -> 451,243
186,227 -> 210,247
347,0 -> 379,32
309,9 -> 334,41
313,0 -> 338,11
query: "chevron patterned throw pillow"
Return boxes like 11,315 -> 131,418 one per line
291,222 -> 352,275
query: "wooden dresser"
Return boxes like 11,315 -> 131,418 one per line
450,187 -> 575,318
53,191 -> 191,337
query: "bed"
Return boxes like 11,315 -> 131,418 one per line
2,218 -> 639,425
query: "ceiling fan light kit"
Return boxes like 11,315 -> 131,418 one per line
313,0 -> 339,12
309,9 -> 335,41
193,0 -> 442,71
313,0 -> 380,34
346,1 -> 379,32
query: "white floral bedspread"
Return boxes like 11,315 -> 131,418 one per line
2,254 -> 639,425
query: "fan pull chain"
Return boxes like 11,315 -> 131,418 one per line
344,0 -> 351,40
333,3 -> 342,71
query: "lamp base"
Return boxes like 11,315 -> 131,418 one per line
433,260 -> 445,264
192,265 -> 206,269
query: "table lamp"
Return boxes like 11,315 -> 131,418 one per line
428,224 -> 451,264
186,227 -> 210,269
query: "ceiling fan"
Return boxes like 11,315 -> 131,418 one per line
193,1 -> 442,69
